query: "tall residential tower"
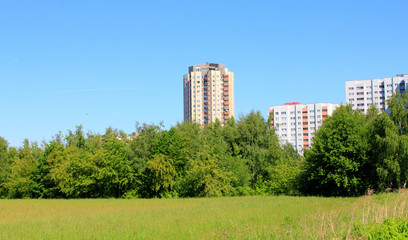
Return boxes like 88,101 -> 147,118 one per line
183,63 -> 235,125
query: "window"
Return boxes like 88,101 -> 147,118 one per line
348,87 -> 354,90
349,93 -> 355,96
349,98 -> 354,101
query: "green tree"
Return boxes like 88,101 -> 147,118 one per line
101,130 -> 139,198
303,105 -> 369,196
182,149 -> 233,197
145,153 -> 177,198
5,139 -> 41,198
236,110 -> 281,186
266,143 -> 304,195
129,123 -> 162,174
366,112 -> 402,191
0,137 -> 11,197
388,92 -> 408,135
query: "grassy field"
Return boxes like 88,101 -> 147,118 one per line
0,191 -> 407,239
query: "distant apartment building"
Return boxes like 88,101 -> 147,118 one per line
269,102 -> 340,152
183,63 -> 235,126
345,73 -> 408,114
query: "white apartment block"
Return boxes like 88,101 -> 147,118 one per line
269,102 -> 340,153
183,63 -> 235,126
346,74 -> 408,114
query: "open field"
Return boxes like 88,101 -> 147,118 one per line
0,191 -> 407,240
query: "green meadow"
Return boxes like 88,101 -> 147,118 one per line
0,191 -> 407,240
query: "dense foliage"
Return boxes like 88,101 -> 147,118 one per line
1,92 -> 407,198
0,111 -> 303,198
302,92 -> 408,196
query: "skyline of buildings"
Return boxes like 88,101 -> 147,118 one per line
183,63 -> 235,126
182,64 -> 406,152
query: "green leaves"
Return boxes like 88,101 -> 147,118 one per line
303,105 -> 369,196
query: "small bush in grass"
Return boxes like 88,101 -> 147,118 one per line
350,218 -> 408,240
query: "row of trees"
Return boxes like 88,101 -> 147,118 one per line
0,92 -> 407,198
0,112 -> 303,199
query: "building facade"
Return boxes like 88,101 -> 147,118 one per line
269,102 -> 340,153
183,63 -> 235,125
345,74 -> 408,114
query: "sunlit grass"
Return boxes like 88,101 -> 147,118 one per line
0,191 -> 407,239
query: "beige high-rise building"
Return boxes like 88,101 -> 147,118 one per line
183,63 -> 235,125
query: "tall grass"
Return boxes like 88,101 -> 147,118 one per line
0,191 -> 406,239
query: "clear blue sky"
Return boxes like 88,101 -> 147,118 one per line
1,0 -> 407,147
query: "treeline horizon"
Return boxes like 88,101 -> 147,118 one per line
0,92 -> 407,199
